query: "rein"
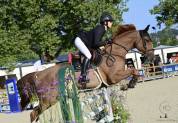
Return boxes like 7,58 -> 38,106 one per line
112,42 -> 129,52
104,42 -> 128,67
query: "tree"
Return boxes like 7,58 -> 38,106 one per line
150,0 -> 178,27
150,27 -> 178,46
0,25 -> 37,70
158,28 -> 178,46
0,0 -> 128,69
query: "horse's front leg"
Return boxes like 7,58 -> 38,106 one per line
30,97 -> 58,123
128,69 -> 139,88
109,69 -> 135,84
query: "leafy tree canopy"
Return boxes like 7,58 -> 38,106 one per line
150,0 -> 178,27
0,0 -> 128,69
150,27 -> 178,47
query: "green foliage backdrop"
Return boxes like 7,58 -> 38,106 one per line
150,0 -> 178,27
0,0 -> 128,68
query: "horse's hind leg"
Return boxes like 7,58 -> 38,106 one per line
30,104 -> 45,122
30,101 -> 57,123
30,106 -> 41,123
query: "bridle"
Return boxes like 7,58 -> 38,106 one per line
104,30 -> 154,66
138,30 -> 154,53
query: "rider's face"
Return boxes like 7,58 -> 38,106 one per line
107,21 -> 113,28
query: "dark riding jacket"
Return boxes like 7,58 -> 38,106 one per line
77,25 -> 106,49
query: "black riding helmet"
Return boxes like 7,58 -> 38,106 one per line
100,12 -> 113,24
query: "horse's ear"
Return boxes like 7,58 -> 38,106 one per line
144,25 -> 150,32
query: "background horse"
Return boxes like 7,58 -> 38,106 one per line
17,24 -> 154,122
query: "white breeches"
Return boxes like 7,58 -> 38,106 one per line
74,37 -> 92,59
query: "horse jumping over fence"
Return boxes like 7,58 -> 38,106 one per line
17,24 -> 154,122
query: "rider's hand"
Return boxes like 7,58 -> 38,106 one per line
107,39 -> 113,44
100,46 -> 105,50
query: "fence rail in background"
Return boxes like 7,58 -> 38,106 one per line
138,63 -> 178,82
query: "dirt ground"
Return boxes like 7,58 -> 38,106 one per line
0,110 -> 31,123
0,76 -> 178,123
126,76 -> 178,123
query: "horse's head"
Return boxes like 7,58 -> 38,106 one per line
135,25 -> 154,63
106,24 -> 154,64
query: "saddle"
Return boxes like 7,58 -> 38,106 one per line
71,49 -> 103,71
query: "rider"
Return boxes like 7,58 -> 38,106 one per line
74,12 -> 113,83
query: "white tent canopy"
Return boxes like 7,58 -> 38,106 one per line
154,45 -> 178,63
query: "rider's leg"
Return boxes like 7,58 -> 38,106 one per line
74,37 -> 92,59
74,37 -> 92,82
81,57 -> 90,81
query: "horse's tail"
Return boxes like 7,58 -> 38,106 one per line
17,72 -> 37,110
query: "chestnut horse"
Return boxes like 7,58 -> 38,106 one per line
17,24 -> 154,122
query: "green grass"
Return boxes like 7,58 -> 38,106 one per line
111,94 -> 130,123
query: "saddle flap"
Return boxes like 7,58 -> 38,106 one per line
91,49 -> 103,66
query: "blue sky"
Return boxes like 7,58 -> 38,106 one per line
123,0 -> 164,32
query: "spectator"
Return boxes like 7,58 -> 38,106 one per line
169,54 -> 176,64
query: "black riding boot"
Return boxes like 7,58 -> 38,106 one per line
80,58 -> 90,83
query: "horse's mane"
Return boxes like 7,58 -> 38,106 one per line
113,24 -> 136,38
